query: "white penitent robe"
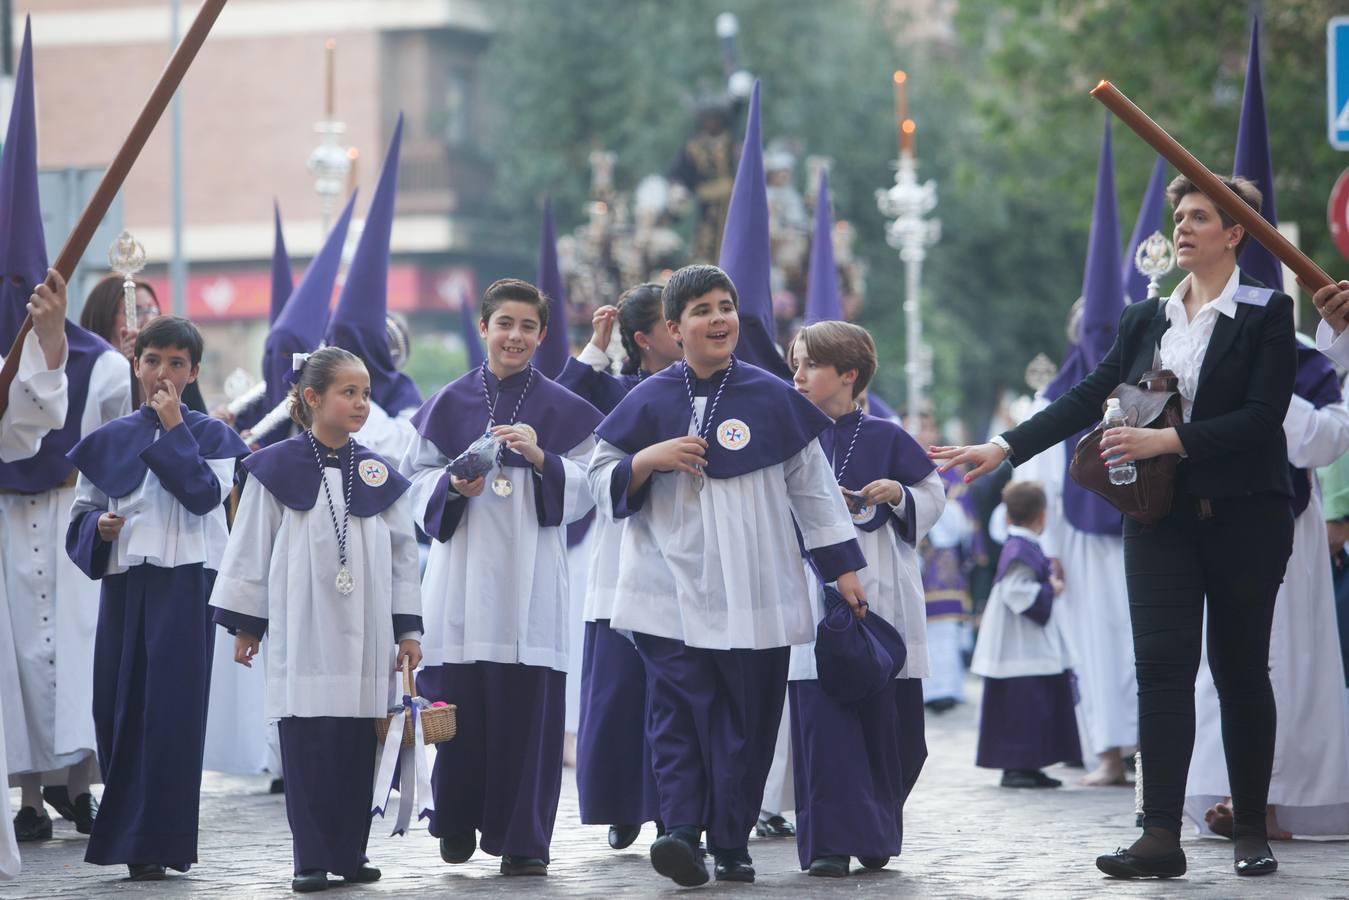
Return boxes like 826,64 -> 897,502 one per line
790,470 -> 948,680
1186,395 -> 1349,837
1009,394 -> 1136,759
402,433 -> 597,673
589,433 -> 856,651
0,346 -> 128,778
209,472 -> 422,719
0,330 -> 69,880
354,401 -> 418,468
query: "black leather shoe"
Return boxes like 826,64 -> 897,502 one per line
650,833 -> 709,887
1096,847 -> 1186,879
858,856 -> 890,870
291,869 -> 329,892
127,864 -> 167,882
72,793 -> 98,835
500,855 -> 548,876
608,823 -> 641,849
269,778 -> 286,795
13,806 -> 52,842
1001,769 -> 1062,788
439,831 -> 476,864
808,855 -> 849,877
1235,849 -> 1277,877
925,697 -> 957,713
342,864 -> 381,883
755,813 -> 795,837
714,855 -> 756,883
41,785 -> 75,821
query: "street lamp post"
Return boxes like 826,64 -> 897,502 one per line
307,39 -> 350,234
876,130 -> 940,430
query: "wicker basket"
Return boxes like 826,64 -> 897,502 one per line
375,658 -> 457,747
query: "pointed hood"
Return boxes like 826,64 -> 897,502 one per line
533,196 -> 570,379
804,170 -> 841,324
261,191 -> 356,415
717,80 -> 793,381
1121,156 -> 1167,303
326,115 -> 421,414
1049,115 -> 1125,536
269,202 -> 294,325
1234,16 -> 1282,291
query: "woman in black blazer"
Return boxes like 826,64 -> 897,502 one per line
933,176 -> 1295,880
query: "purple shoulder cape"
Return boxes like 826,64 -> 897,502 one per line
411,365 -> 602,469
67,405 -> 249,499
994,535 -> 1051,584
241,432 -> 410,516
825,409 -> 935,534
595,357 -> 831,479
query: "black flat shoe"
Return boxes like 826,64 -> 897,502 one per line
72,793 -> 98,835
608,823 -> 641,849
41,785 -> 75,821
858,856 -> 890,870
291,869 -> 329,892
925,697 -> 957,713
1235,849 -> 1278,877
650,833 -> 709,887
439,831 -> 476,864
500,855 -> 548,876
714,856 -> 756,883
269,778 -> 286,795
808,855 -> 849,878
755,813 -> 795,837
342,864 -> 381,883
1001,769 -> 1062,788
127,864 -> 167,882
1096,847 -> 1186,879
13,806 -> 52,842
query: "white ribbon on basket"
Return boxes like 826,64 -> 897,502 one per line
371,690 -> 435,836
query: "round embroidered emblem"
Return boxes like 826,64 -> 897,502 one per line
358,459 -> 389,487
716,418 -> 751,451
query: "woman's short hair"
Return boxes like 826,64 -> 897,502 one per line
1165,174 -> 1263,256
787,321 -> 878,399
79,275 -> 160,344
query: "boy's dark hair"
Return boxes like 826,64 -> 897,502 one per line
480,278 -> 549,330
1002,480 -> 1047,527
662,264 -> 738,323
1165,174 -> 1263,256
134,315 -> 203,367
787,321 -> 878,399
288,346 -> 365,429
616,282 -> 665,375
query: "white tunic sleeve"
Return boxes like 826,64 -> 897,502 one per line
86,349 -> 133,431
0,329 -> 69,462
356,402 -> 419,466
400,433 -> 462,528
1316,319 -> 1349,368
993,563 -> 1044,615
385,490 -> 423,627
783,438 -> 856,551
555,436 -> 598,525
586,438 -> 625,516
1284,395 -> 1349,471
908,470 -> 948,543
209,476 -> 284,622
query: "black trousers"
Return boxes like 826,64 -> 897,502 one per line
1123,491 -> 1293,837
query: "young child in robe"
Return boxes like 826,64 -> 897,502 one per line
66,316 -> 249,880
558,284 -> 682,852
209,347 -> 422,893
970,480 -> 1080,788
401,278 -> 601,877
785,321 -> 947,878
588,264 -> 867,888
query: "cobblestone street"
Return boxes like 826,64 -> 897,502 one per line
6,680 -> 1348,899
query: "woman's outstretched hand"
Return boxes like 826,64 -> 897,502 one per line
928,442 -> 1007,482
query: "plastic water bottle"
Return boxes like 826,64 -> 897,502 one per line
1103,398 -> 1136,486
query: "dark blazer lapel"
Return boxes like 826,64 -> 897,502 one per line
1196,303 -> 1246,390
1141,300 -> 1171,371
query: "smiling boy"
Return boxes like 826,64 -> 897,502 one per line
588,265 -> 867,887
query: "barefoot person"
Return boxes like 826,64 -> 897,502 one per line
933,176 -> 1296,880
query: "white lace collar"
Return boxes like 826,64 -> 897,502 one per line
1163,267 -> 1241,327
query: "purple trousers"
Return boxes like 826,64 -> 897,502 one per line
277,716 -> 377,878
975,671 -> 1080,770
789,677 -> 927,867
576,620 -> 659,825
417,661 -> 566,862
632,633 -> 789,852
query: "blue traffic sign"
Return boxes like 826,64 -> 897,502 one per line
1331,17 -> 1349,150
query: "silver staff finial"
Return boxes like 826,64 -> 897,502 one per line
1133,230 -> 1176,301
108,230 -> 148,330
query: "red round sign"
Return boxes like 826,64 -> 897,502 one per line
1331,167 -> 1349,262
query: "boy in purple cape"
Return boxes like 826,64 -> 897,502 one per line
785,321 -> 947,878
401,278 -> 602,876
970,481 -> 1080,789
65,317 -> 249,880
587,264 -> 867,887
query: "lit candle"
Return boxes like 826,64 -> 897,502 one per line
324,39 -> 336,119
893,70 -> 908,157
902,118 -> 916,157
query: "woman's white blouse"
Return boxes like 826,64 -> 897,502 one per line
1158,268 -> 1241,423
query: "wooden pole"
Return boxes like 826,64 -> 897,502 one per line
0,0 -> 230,417
1091,80 -> 1332,292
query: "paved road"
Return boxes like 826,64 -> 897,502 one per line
6,680 -> 1348,898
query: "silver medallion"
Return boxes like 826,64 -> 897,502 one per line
335,564 -> 355,596
492,475 -> 514,498
515,423 -> 538,445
